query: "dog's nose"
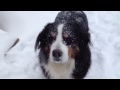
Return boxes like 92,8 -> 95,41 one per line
52,49 -> 63,59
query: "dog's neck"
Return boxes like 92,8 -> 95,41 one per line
43,59 -> 75,79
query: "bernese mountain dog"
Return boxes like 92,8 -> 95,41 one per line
35,11 -> 91,79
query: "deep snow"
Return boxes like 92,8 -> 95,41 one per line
0,11 -> 120,79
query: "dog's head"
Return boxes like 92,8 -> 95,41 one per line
35,11 -> 90,63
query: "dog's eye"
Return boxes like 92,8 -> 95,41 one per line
47,31 -> 57,44
63,31 -> 75,39
63,37 -> 72,45
63,34 -> 77,45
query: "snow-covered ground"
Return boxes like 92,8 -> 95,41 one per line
0,11 -> 120,79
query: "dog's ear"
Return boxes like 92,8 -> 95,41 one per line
35,23 -> 53,51
77,23 -> 91,48
82,31 -> 91,46
35,30 -> 44,51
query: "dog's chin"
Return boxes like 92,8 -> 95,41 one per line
50,59 -> 69,64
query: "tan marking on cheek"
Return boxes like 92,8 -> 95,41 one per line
68,45 -> 80,59
44,45 -> 50,54
68,47 -> 75,59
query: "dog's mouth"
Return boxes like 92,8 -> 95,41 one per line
53,58 -> 61,62
51,57 -> 71,64
51,60 -> 70,64
52,60 -> 60,64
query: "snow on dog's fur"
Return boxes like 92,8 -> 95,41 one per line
35,11 -> 91,79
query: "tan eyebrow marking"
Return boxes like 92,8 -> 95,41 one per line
64,33 -> 69,38
68,47 -> 75,58
63,31 -> 70,38
44,45 -> 50,54
51,32 -> 56,37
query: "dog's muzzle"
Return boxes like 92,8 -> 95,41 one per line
52,49 -> 63,61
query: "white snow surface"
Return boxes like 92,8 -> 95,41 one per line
0,11 -> 120,79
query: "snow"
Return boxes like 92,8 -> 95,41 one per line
0,11 -> 120,79
84,11 -> 120,79
0,30 -> 17,60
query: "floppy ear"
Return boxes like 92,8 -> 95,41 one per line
77,24 -> 91,48
35,23 -> 53,51
82,31 -> 91,46
35,30 -> 44,51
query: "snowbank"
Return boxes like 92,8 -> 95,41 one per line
0,30 -> 18,60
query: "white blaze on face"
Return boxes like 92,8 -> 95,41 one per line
49,24 -> 69,63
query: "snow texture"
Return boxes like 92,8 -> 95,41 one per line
0,11 -> 120,79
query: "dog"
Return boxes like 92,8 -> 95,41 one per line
35,11 -> 91,79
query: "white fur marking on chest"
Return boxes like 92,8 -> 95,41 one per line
44,59 -> 75,79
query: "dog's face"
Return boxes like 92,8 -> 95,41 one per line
35,11 -> 90,64
50,23 -> 81,63
35,22 -> 84,63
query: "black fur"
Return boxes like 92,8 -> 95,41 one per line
35,11 -> 91,79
